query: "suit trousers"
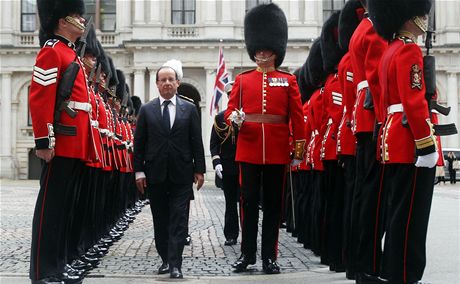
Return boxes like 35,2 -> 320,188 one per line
380,164 -> 435,284
222,173 -> 240,240
30,157 -> 84,280
239,163 -> 285,260
147,181 -> 192,269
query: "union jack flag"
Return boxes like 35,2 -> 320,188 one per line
210,47 -> 229,115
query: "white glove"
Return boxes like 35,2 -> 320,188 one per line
230,109 -> 245,127
291,159 -> 302,167
415,152 -> 439,168
215,164 -> 223,179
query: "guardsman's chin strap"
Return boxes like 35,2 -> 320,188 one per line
412,16 -> 428,33
65,16 -> 85,31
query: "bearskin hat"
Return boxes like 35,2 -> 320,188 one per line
321,11 -> 344,73
244,3 -> 288,68
296,65 -> 316,103
307,38 -> 326,87
338,0 -> 365,51
131,96 -> 142,116
368,0 -> 432,40
108,57 -> 118,88
83,23 -> 99,57
37,0 -> 85,35
116,70 -> 126,101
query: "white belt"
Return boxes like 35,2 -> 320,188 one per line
387,103 -> 404,114
357,80 -> 369,93
68,101 -> 92,112
90,119 -> 99,128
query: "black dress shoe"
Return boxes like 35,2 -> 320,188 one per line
70,259 -> 92,271
262,258 -> 280,274
356,272 -> 388,284
60,271 -> 84,284
224,238 -> 237,246
184,235 -> 191,245
170,267 -> 183,279
31,277 -> 64,284
232,254 -> 256,272
158,262 -> 169,274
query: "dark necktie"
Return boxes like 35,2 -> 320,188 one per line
162,100 -> 171,131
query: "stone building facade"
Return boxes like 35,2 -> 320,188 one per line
0,0 -> 458,179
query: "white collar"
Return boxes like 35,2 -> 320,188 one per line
159,94 -> 176,106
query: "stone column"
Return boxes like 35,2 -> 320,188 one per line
205,0 -> 217,24
446,72 -> 459,147
116,0 -> 132,30
1,72 -> 13,178
221,0 -> 233,24
304,0 -> 320,25
289,0 -> 301,24
134,69 -> 146,103
203,68 -> 216,173
149,0 -> 161,24
148,67 -> 160,101
134,0 -> 145,24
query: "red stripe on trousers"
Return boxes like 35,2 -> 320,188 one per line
404,168 -> 418,283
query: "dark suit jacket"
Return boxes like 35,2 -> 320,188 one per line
133,95 -> 206,185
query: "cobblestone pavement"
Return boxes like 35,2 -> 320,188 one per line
1,179 -> 459,284
0,180 -> 324,278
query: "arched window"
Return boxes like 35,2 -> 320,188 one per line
21,0 -> 37,32
323,0 -> 345,22
84,0 -> 116,31
171,0 -> 196,25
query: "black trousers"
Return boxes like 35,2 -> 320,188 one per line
324,160 -> 345,267
310,170 -> 325,256
350,132 -> 383,275
339,155 -> 356,273
380,164 -> 435,284
30,157 -> 84,280
147,181 -> 192,269
222,173 -> 240,240
239,163 -> 285,260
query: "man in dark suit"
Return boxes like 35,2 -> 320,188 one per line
133,60 -> 205,279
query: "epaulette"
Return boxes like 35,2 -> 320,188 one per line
43,39 -> 59,48
239,68 -> 256,75
178,94 -> 195,104
398,36 -> 415,44
276,69 -> 293,75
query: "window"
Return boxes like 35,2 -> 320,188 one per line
171,0 -> 196,24
84,0 -> 116,31
246,0 -> 272,13
21,0 -> 37,32
323,0 -> 345,22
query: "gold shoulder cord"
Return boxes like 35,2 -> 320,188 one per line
213,119 -> 233,144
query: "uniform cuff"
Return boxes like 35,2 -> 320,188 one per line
212,155 -> 221,168
34,123 -> 55,150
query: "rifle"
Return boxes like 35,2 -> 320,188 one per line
54,18 -> 93,125
76,17 -> 93,59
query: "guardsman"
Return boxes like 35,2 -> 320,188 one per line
225,3 -> 305,274
210,81 -> 241,246
369,0 -> 438,283
29,0 -> 90,283
335,0 -> 366,279
347,0 -> 388,281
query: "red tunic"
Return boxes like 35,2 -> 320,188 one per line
225,69 -> 305,165
337,53 -> 357,156
320,73 -> 343,161
306,89 -> 324,171
349,17 -> 388,133
29,38 -> 93,161
378,36 -> 436,164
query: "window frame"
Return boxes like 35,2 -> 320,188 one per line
322,0 -> 346,22
171,0 -> 196,25
21,0 -> 37,32
83,0 -> 116,32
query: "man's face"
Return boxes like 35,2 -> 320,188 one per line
63,14 -> 86,37
156,68 -> 179,99
82,54 -> 96,74
254,50 -> 276,68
